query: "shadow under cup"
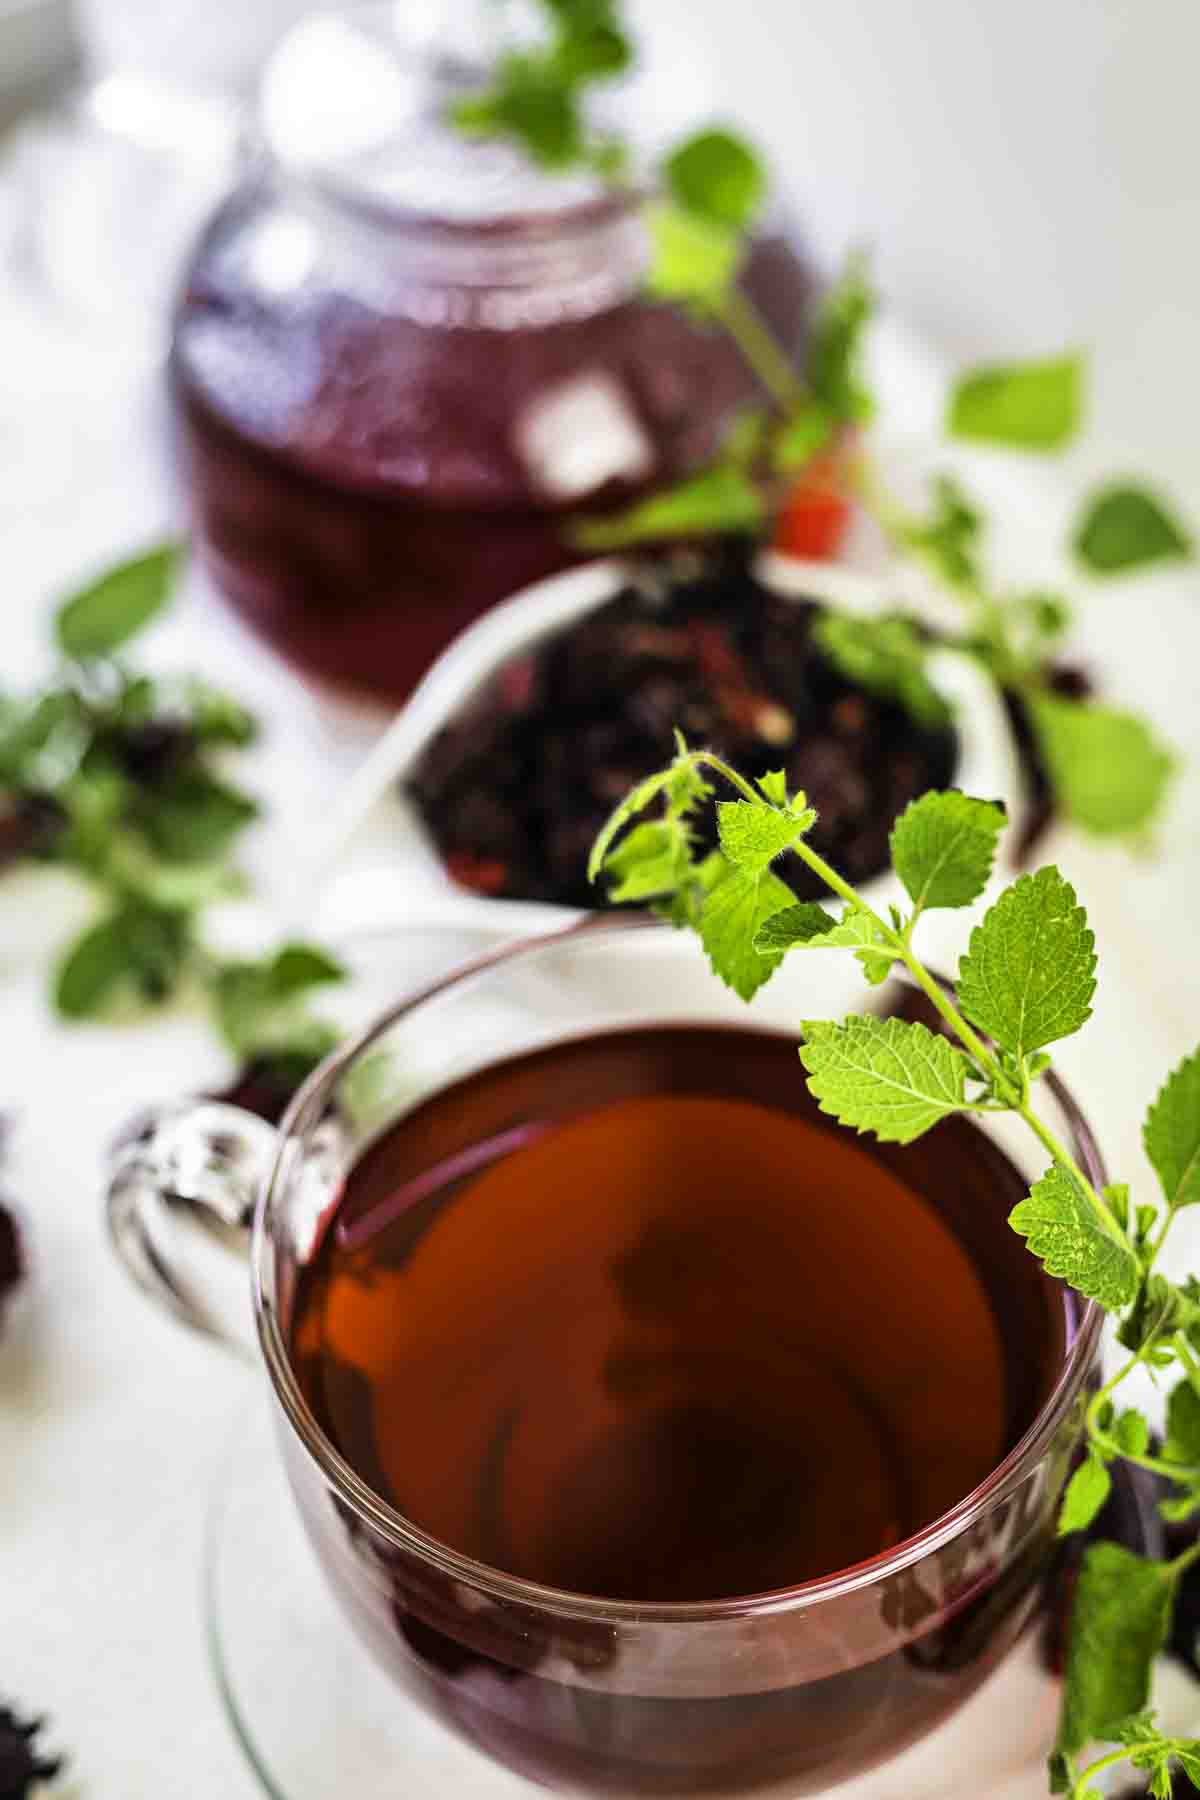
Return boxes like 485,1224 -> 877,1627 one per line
253,921 -> 1103,1798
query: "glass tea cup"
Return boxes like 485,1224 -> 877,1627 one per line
107,919 -> 1104,1797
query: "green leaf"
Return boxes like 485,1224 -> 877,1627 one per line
1058,1454 -> 1112,1536
716,799 -> 813,873
890,791 -> 1007,913
551,21 -> 631,82
182,681 -> 258,747
956,866 -> 1096,1060
1074,484 -> 1193,576
948,353 -> 1083,451
135,769 -> 259,864
756,905 -> 897,984
1144,1048 -> 1200,1213
902,473 -> 983,591
772,404 -> 835,474
1009,1166 -> 1138,1311
603,819 -> 691,901
812,611 -> 952,731
54,915 -> 135,1017
572,464 -> 765,551
754,902 -> 838,951
1163,1380 -> 1200,1468
645,202 -> 742,310
698,863 -> 796,1000
1117,1273 -> 1200,1356
1055,1543 -> 1171,1755
1115,1408 -> 1151,1458
269,943 -> 346,996
452,56 -> 582,168
54,901 -> 191,1017
588,750 -> 709,882
663,128 -> 765,230
806,250 -> 876,424
798,1015 -> 971,1144
212,943 -> 345,1061
1031,694 -> 1176,837
55,542 -> 184,660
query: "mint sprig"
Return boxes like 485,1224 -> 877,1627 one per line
2,545 -> 347,1102
592,751 -> 1200,1798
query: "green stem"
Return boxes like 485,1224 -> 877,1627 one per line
716,286 -> 809,414
682,749 -> 1125,1248
1175,1332 -> 1200,1402
1085,1343 -> 1200,1481
1069,1746 -> 1133,1798
689,751 -> 779,808
1148,1200 -> 1181,1270
1169,1538 -> 1200,1581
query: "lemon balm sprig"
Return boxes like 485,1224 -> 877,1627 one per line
590,741 -> 1200,1797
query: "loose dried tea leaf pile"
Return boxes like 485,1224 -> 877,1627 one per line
408,545 -> 955,907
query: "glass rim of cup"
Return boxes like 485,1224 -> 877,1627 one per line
253,913 -> 1105,1625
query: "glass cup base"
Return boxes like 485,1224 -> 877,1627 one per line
205,1390 -> 1069,1800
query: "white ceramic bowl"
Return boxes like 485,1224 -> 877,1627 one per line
311,555 -> 1024,963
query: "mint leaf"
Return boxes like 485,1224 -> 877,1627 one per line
948,353 -> 1083,451
901,473 -> 983,591
1058,1453 -> 1112,1536
135,769 -> 258,864
55,900 -> 191,1017
603,819 -> 691,901
807,251 -> 875,424
213,943 -> 345,1061
573,464 -> 765,551
1074,484 -> 1193,575
798,1015 -> 971,1144
1118,1273 -> 1200,1357
812,611 -> 952,731
772,404 -> 834,474
758,906 -> 897,984
890,791 -> 1006,913
754,902 -> 838,951
1031,694 -> 1176,837
698,863 -> 795,1000
1144,1048 -> 1200,1212
646,202 -> 742,310
269,943 -> 346,996
1056,1543 -> 1172,1755
716,799 -> 813,872
664,128 -> 765,230
1164,1380 -> 1200,1468
453,56 -> 583,167
55,542 -> 184,660
589,758 -> 692,881
1115,1408 -> 1151,1457
756,769 -> 789,807
956,866 -> 1096,1060
1009,1166 -> 1138,1310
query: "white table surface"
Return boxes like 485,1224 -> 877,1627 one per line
1,197 -> 1199,1800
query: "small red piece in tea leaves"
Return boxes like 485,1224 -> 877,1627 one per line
407,543 -> 957,908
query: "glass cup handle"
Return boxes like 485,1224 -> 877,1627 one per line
105,1101 -> 281,1361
